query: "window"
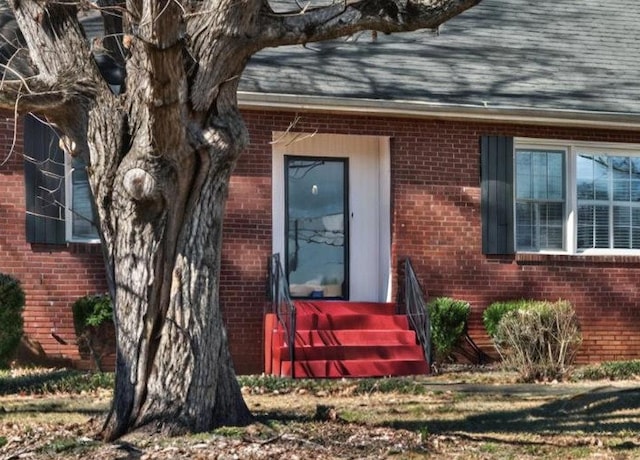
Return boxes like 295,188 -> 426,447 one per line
514,140 -> 640,254
66,157 -> 100,242
515,149 -> 565,251
24,114 -> 99,244
480,136 -> 640,256
576,154 -> 640,250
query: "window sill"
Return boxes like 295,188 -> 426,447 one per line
516,252 -> 640,266
68,239 -> 101,245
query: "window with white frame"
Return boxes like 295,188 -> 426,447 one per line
515,148 -> 565,251
515,140 -> 640,254
65,156 -> 100,242
577,153 -> 640,250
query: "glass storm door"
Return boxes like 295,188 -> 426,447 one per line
285,156 -> 349,299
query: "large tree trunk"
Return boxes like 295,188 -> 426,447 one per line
82,1 -> 254,438
88,86 -> 253,440
88,43 -> 255,438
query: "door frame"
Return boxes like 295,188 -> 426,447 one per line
272,132 -> 392,302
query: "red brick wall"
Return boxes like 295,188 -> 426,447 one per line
4,108 -> 640,373
221,121 -> 274,374
224,110 -> 640,371
0,114 -> 108,368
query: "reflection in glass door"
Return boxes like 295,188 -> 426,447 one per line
285,156 -> 349,299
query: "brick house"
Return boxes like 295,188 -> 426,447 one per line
2,0 -> 640,373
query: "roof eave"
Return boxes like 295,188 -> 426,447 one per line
238,92 -> 640,131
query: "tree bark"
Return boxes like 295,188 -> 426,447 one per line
85,0 -> 256,437
98,111 -> 254,438
87,80 -> 254,440
1,0 -> 481,441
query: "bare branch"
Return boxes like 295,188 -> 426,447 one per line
185,0 -> 264,112
0,77 -> 75,111
8,0 -> 98,86
0,5 -> 114,113
256,0 -> 482,49
269,114 -> 318,146
0,1 -> 116,159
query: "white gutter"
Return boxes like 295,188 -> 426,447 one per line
238,92 -> 640,131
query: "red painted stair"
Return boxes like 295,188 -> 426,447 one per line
264,300 -> 429,378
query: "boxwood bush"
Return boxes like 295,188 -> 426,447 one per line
482,299 -> 529,339
0,274 -> 25,367
427,297 -> 470,364
489,299 -> 581,382
72,294 -> 114,371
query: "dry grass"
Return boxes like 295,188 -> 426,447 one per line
1,370 -> 639,459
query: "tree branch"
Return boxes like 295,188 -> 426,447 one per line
0,75 -> 94,113
8,0 -> 99,87
0,0 -> 119,157
256,0 -> 482,48
185,0 -> 263,112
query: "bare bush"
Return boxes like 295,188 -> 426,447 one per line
493,300 -> 581,382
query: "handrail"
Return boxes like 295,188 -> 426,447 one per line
268,253 -> 296,378
403,258 -> 432,367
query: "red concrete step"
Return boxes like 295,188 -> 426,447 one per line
281,344 -> 425,361
295,313 -> 409,330
295,301 -> 397,316
286,329 -> 420,347
280,359 -> 429,378
265,301 -> 430,378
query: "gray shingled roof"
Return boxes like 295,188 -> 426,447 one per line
240,0 -> 640,119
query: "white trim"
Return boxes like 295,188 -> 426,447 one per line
566,148 -> 577,254
64,156 -> 76,243
239,92 -> 640,131
272,132 -> 392,302
378,137 -> 392,302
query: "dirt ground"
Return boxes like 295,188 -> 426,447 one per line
1,372 -> 640,459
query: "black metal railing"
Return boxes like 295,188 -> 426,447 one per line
403,258 -> 432,366
268,253 -> 296,378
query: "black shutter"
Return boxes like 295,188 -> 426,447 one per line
23,115 -> 66,244
480,135 -> 514,255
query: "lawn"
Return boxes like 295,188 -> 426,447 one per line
1,366 -> 639,459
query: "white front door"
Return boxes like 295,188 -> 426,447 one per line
272,133 -> 391,302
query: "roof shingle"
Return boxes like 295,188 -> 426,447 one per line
240,0 -> 640,116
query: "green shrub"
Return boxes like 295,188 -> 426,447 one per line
427,297 -> 471,364
72,294 -> 114,371
0,274 -> 25,367
492,300 -> 581,382
572,360 -> 640,381
483,299 -> 529,339
72,294 -> 113,330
